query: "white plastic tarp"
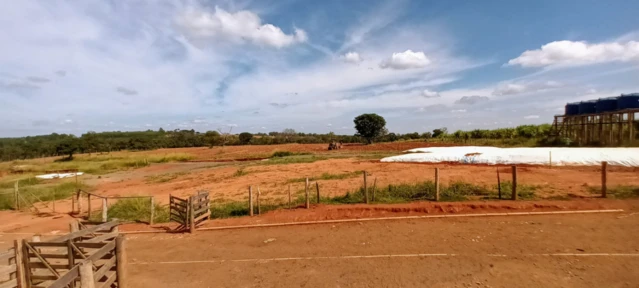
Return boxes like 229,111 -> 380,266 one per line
380,146 -> 639,167
36,172 -> 84,180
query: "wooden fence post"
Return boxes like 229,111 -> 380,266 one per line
511,166 -> 518,200
316,182 -> 320,204
101,198 -> 108,222
14,240 -> 26,288
305,178 -> 310,209
149,197 -> 155,225
87,194 -> 92,220
497,168 -> 502,199
14,180 -> 19,211
257,186 -> 261,215
69,221 -> 79,233
79,260 -> 95,288
372,178 -> 377,202
549,151 -> 553,168
288,184 -> 292,209
189,198 -> 195,233
248,186 -> 254,216
116,235 -> 128,288
363,171 -> 369,204
434,168 -> 440,201
601,161 -> 608,198
77,190 -> 83,215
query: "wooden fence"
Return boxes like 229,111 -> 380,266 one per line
0,220 -> 126,288
74,190 -> 155,225
169,191 -> 210,233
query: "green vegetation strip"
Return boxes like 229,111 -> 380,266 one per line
206,180 -> 539,219
0,177 -> 90,210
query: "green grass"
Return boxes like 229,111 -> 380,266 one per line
0,180 -> 91,210
270,151 -> 311,158
261,155 -> 328,165
287,171 -> 363,183
587,185 -> 639,199
145,172 -> 188,184
233,168 -> 250,177
1,152 -> 195,175
89,198 -> 169,223
206,180 -> 539,219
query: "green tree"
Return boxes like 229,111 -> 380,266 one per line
432,127 -> 448,138
56,136 -> 79,159
238,132 -> 253,145
353,113 -> 387,144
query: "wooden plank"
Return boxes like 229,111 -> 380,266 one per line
51,221 -> 119,243
96,271 -> 116,288
193,206 -> 209,216
31,275 -> 58,281
28,242 -> 68,248
86,241 -> 115,263
83,232 -> 118,244
27,253 -> 69,259
74,243 -> 107,249
93,256 -> 115,282
47,264 -> 79,288
79,261 -> 94,288
0,278 -> 17,288
26,263 -> 69,270
194,213 -> 209,223
0,250 -> 14,263
0,264 -> 16,275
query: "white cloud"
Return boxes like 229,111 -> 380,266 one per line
507,40 -> 639,68
380,50 -> 431,70
327,123 -> 332,127
422,89 -> 440,98
523,115 -> 539,119
341,52 -> 362,64
492,81 -> 562,96
585,88 -> 598,94
492,84 -> 526,96
177,6 -> 307,48
451,109 -> 466,113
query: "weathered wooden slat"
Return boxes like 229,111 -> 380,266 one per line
83,233 -> 118,244
170,197 -> 188,204
93,256 -> 116,281
27,242 -> 68,248
46,264 -> 79,288
86,241 -> 115,263
0,278 -> 17,288
0,250 -> 14,263
0,264 -> 16,275
27,253 -> 69,259
31,275 -> 59,281
50,220 -> 119,243
74,243 -> 107,249
170,212 -> 186,221
194,213 -> 209,223
27,263 -> 69,270
96,271 -> 116,288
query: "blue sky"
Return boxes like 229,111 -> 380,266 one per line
1,0 -> 638,137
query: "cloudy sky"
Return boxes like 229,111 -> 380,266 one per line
1,0 -> 639,137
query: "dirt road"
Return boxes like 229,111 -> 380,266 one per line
127,212 -> 639,287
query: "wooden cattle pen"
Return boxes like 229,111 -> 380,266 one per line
552,109 -> 637,145
169,191 -> 210,233
0,220 -> 127,288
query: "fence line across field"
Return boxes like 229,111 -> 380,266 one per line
73,190 -> 156,224
243,161 -> 611,216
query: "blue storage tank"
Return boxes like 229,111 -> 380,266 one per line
595,97 -> 618,113
618,93 -> 639,110
565,103 -> 579,115
578,101 -> 596,114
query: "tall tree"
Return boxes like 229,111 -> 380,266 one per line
353,113 -> 386,144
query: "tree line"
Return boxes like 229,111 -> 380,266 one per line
0,124 -> 554,162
